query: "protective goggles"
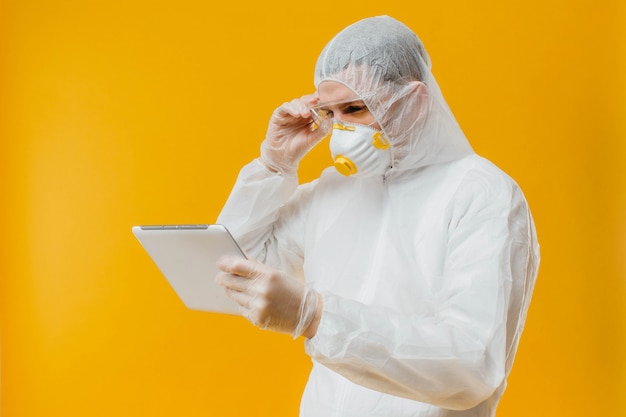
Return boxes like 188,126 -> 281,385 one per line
309,96 -> 372,129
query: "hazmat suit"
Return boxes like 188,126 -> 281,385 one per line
216,15 -> 540,417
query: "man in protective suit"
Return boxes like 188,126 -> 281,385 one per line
215,15 -> 540,417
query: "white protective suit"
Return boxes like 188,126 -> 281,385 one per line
217,16 -> 540,417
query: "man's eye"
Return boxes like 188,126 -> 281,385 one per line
346,105 -> 366,113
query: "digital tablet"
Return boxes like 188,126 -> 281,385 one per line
132,224 -> 246,315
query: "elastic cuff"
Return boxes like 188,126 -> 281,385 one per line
292,287 -> 319,339
257,156 -> 298,175
257,157 -> 281,173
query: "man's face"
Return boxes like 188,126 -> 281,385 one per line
314,81 -> 382,130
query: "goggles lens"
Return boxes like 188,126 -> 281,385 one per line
310,97 -> 367,124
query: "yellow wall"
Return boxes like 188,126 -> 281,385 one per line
1,1 -> 624,416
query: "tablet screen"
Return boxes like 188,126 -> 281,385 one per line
133,224 -> 245,315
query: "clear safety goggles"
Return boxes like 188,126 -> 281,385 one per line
309,96 -> 372,129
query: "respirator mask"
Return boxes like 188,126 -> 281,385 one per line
327,121 -> 391,177
310,99 -> 392,178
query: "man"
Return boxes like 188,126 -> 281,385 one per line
216,15 -> 539,417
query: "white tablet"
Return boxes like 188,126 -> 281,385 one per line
132,224 -> 245,315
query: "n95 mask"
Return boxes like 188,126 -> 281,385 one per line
329,122 -> 392,177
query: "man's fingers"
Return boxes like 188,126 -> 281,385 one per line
274,97 -> 315,121
223,286 -> 253,307
216,272 -> 250,291
217,255 -> 254,276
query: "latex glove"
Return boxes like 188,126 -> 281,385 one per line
260,93 -> 331,174
216,256 -> 321,338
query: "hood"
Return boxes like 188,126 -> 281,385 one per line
314,16 -> 474,175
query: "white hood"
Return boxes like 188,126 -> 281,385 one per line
314,16 -> 474,175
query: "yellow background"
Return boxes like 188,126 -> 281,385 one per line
1,1 -> 625,416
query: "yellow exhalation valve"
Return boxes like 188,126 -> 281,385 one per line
334,156 -> 358,176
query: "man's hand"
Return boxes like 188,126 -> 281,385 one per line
260,94 -> 330,174
216,256 -> 321,338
